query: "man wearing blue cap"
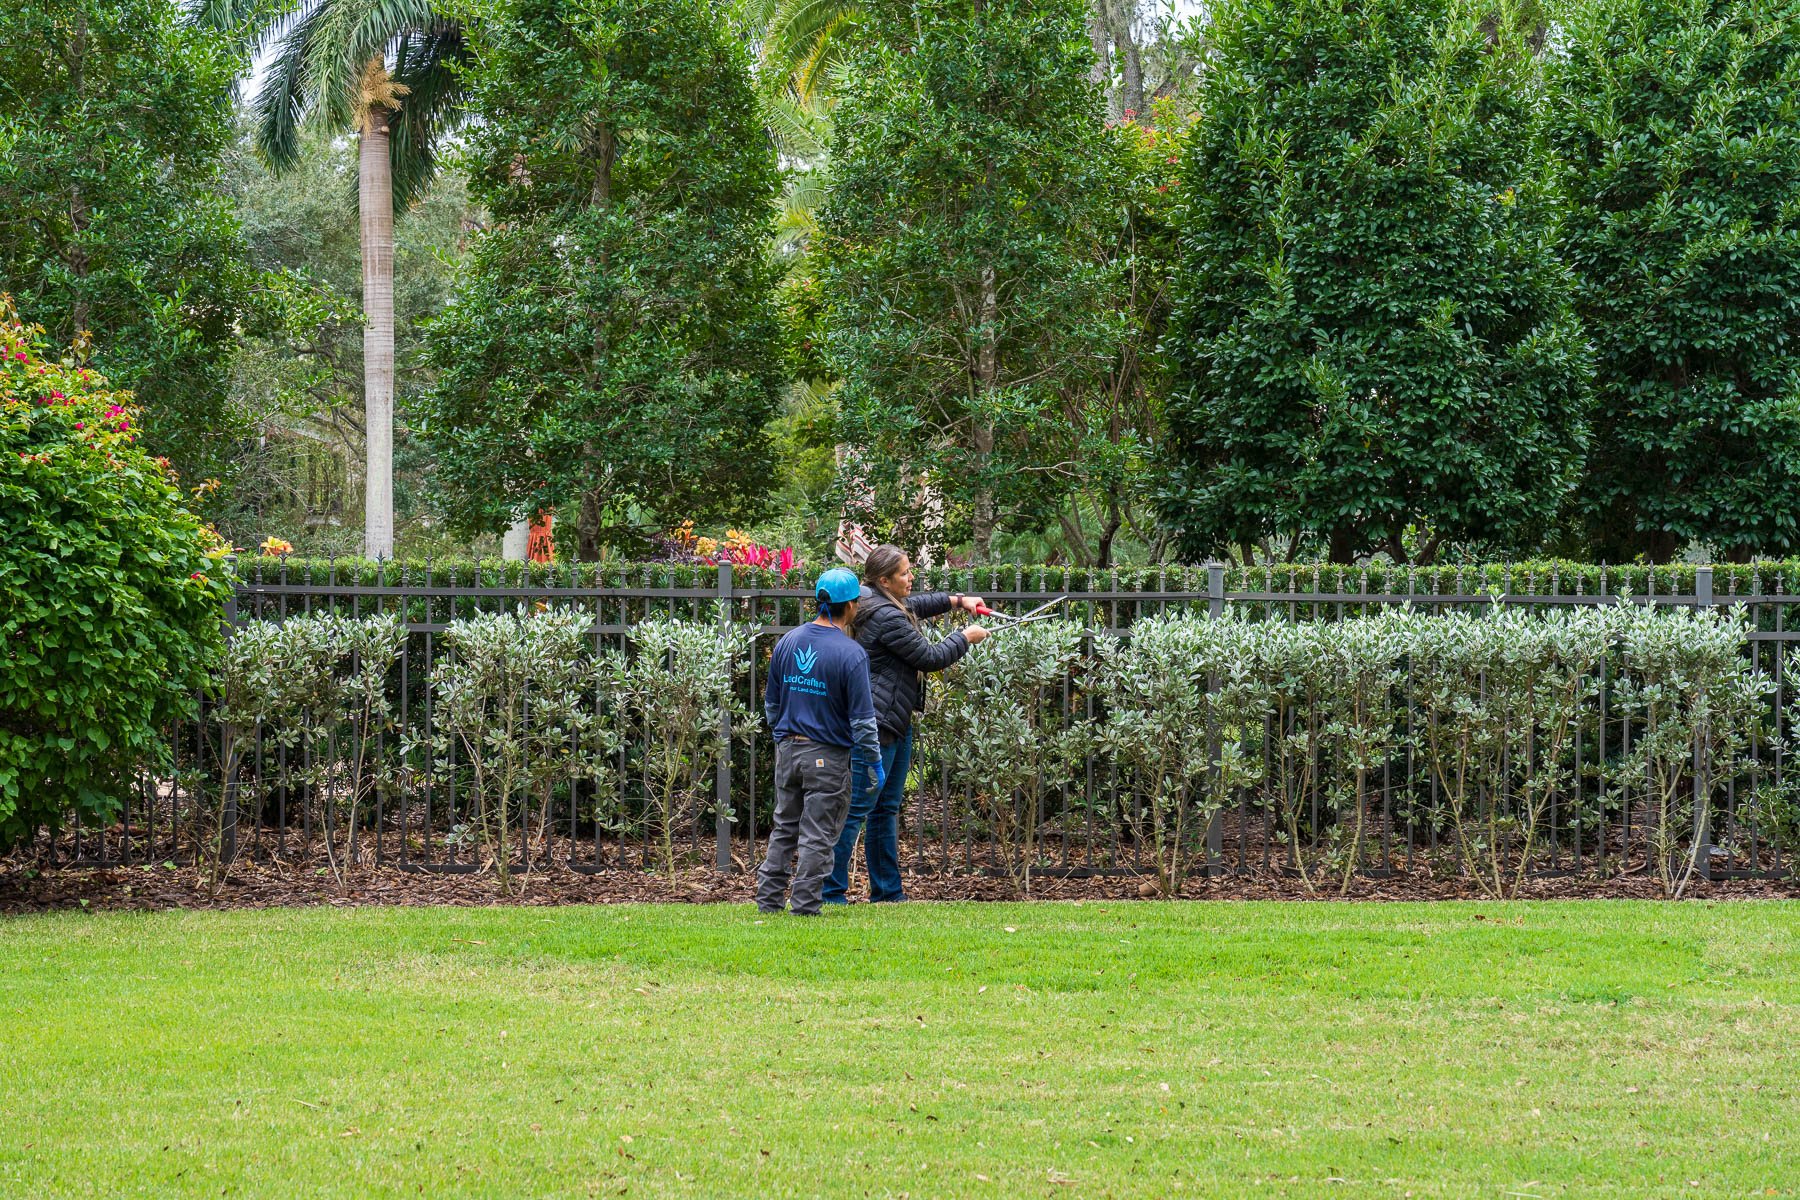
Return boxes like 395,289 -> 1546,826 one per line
756,567 -> 884,915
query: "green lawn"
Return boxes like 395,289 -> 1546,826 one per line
2,901 -> 1797,1198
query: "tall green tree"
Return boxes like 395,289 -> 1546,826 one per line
417,0 -> 785,559
820,0 -> 1127,560
1550,0 -> 1800,562
0,0 -> 254,503
215,0 -> 468,559
1159,0 -> 1590,566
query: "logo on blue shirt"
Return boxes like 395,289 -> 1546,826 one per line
795,646 -> 818,675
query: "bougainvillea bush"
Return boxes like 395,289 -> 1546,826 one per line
0,300 -> 231,849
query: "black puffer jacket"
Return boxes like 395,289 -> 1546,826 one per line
854,586 -> 970,744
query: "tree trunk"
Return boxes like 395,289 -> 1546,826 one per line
358,90 -> 397,560
1095,501 -> 1122,568
1059,503 -> 1094,567
1087,0 -> 1111,99
1327,525 -> 1358,565
1109,0 -> 1144,118
577,488 -> 604,562
67,14 -> 90,335
972,265 -> 1000,561
590,127 -> 615,207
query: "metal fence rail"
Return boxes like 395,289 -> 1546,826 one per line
30,560 -> 1800,883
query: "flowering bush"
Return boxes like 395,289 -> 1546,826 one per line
0,299 -> 231,849
654,521 -> 798,574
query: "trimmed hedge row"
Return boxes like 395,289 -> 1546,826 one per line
230,556 -> 1800,598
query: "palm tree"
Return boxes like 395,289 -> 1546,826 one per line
742,0 -> 862,103
206,0 -> 466,559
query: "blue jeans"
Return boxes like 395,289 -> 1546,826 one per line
822,728 -> 913,904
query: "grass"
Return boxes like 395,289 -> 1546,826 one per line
2,900 -> 1798,1198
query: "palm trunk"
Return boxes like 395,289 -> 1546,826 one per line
359,94 -> 397,560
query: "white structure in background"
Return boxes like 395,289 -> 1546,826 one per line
502,516 -> 531,561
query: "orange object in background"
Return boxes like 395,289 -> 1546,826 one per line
527,510 -> 555,562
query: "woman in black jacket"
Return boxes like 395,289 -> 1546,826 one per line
821,544 -> 989,904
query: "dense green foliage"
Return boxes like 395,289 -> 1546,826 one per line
0,306 -> 231,849
821,0 -> 1131,559
1160,0 -> 1591,566
417,0 -> 785,558
11,0 -> 1800,573
0,0 -> 256,504
1550,0 -> 1800,562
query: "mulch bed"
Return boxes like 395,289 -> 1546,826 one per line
3,854 -> 1796,913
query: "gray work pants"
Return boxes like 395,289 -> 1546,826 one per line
756,739 -> 853,915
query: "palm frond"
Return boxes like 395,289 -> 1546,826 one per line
343,0 -> 449,70
387,24 -> 470,210
775,167 -> 827,255
790,12 -> 857,102
759,0 -> 862,97
187,0 -> 275,57
300,0 -> 371,132
252,0 -> 332,171
762,89 -> 831,163
295,0 -> 443,133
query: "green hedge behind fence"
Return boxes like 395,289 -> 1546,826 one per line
231,555 -> 1800,599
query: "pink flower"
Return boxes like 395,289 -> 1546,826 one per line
74,422 -> 84,430
778,547 -> 796,576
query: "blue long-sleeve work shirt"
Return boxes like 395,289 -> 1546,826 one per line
764,621 -> 880,765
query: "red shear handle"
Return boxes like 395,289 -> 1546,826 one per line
974,604 -> 999,617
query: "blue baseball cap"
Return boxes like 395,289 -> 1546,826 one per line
816,567 -> 862,605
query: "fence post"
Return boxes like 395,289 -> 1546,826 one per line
1691,567 -> 1717,879
716,562 -> 737,872
1204,561 -> 1225,876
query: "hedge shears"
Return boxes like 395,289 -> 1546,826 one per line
971,595 -> 1068,634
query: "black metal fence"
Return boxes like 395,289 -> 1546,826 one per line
32,559 -> 1800,883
